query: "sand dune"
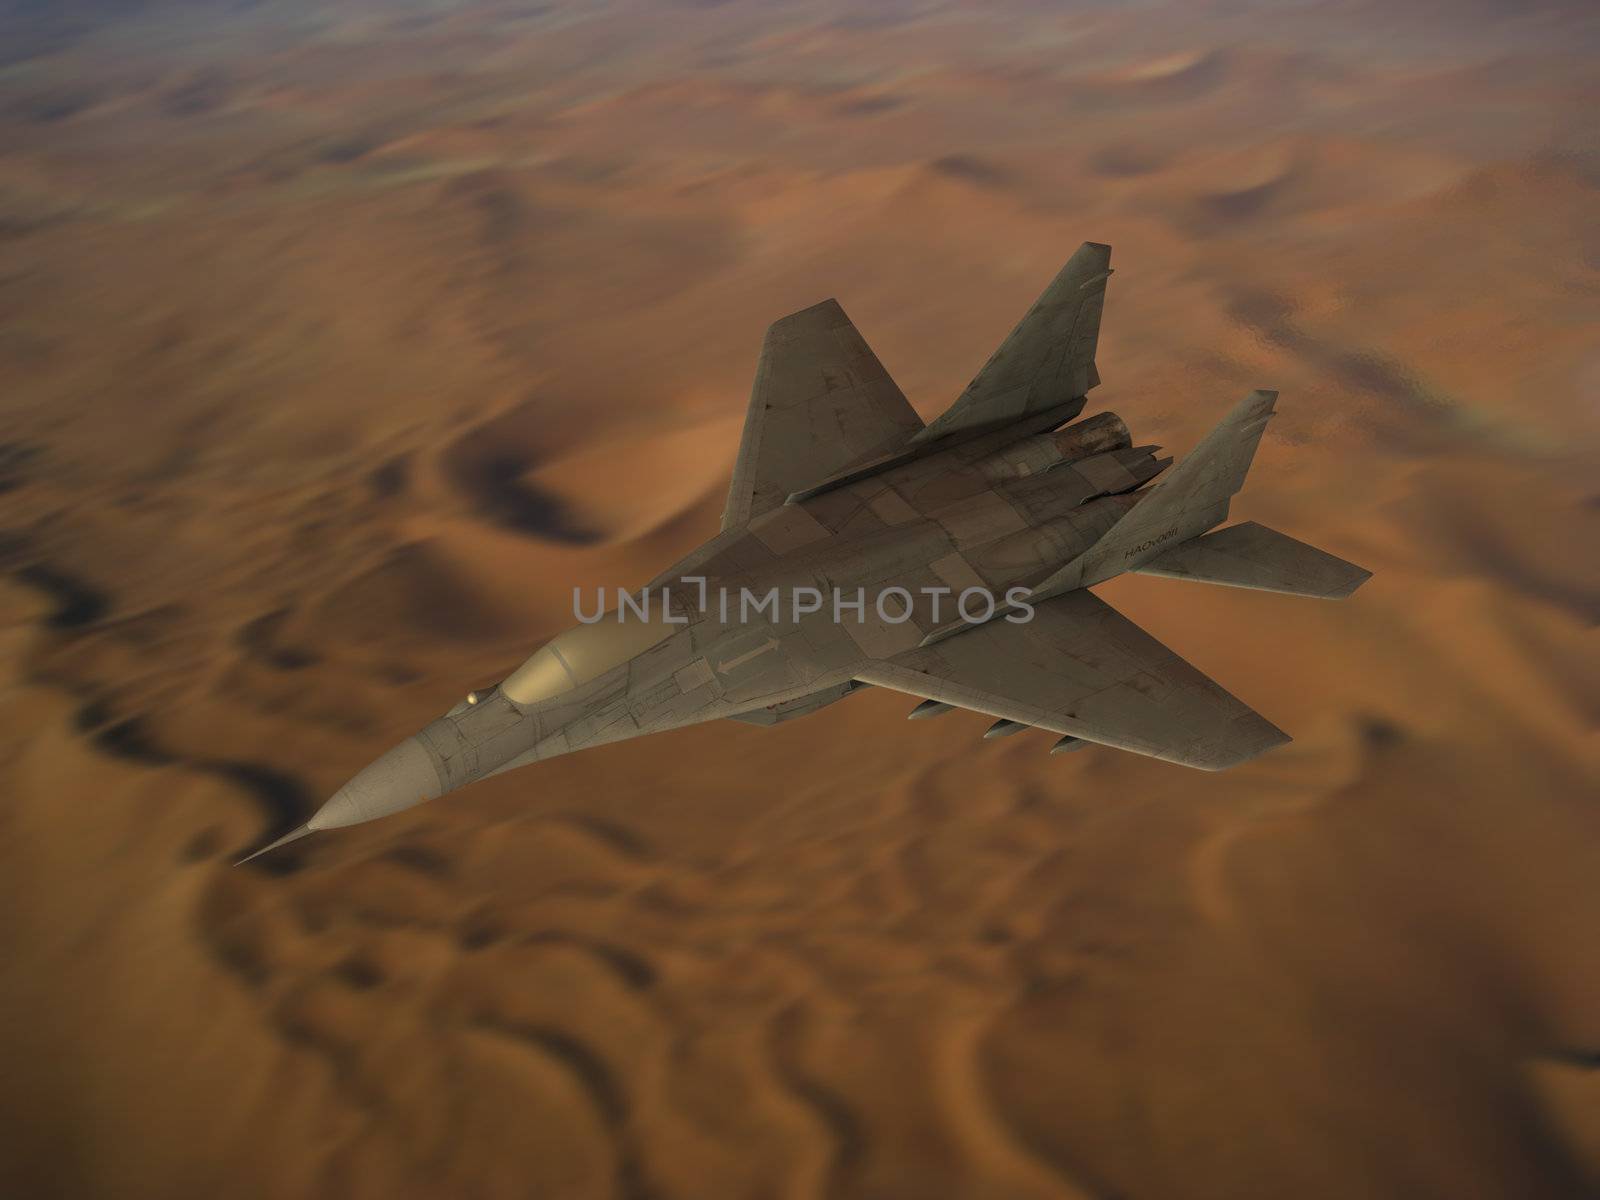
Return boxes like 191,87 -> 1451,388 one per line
1,2 -> 1598,1198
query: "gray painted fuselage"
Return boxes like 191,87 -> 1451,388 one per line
422,398 -> 1162,801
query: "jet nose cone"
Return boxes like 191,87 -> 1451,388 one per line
235,822 -> 314,866
309,736 -> 444,831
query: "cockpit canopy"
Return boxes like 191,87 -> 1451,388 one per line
502,606 -> 679,705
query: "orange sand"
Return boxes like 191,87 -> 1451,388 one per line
1,3 -> 1597,1197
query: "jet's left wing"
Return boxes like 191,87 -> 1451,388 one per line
855,589 -> 1288,770
723,300 -> 924,529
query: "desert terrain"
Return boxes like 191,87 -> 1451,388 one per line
1,1 -> 1597,1197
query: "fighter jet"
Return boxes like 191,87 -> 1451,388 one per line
240,243 -> 1370,864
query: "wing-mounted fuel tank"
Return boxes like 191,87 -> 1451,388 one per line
727,679 -> 866,726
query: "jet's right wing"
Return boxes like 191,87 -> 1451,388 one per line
854,588 -> 1288,770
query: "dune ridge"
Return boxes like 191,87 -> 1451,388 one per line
2,2 -> 1598,1198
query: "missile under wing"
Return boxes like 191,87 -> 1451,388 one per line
856,588 -> 1288,771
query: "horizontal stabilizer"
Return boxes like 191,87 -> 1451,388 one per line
1135,521 -> 1370,599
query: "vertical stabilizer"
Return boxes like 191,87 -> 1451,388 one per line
914,243 -> 1111,443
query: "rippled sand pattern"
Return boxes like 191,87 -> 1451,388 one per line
1,2 -> 1598,1198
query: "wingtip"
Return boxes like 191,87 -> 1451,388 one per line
1191,717 -> 1292,771
235,823 -> 314,866
1330,567 -> 1374,599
